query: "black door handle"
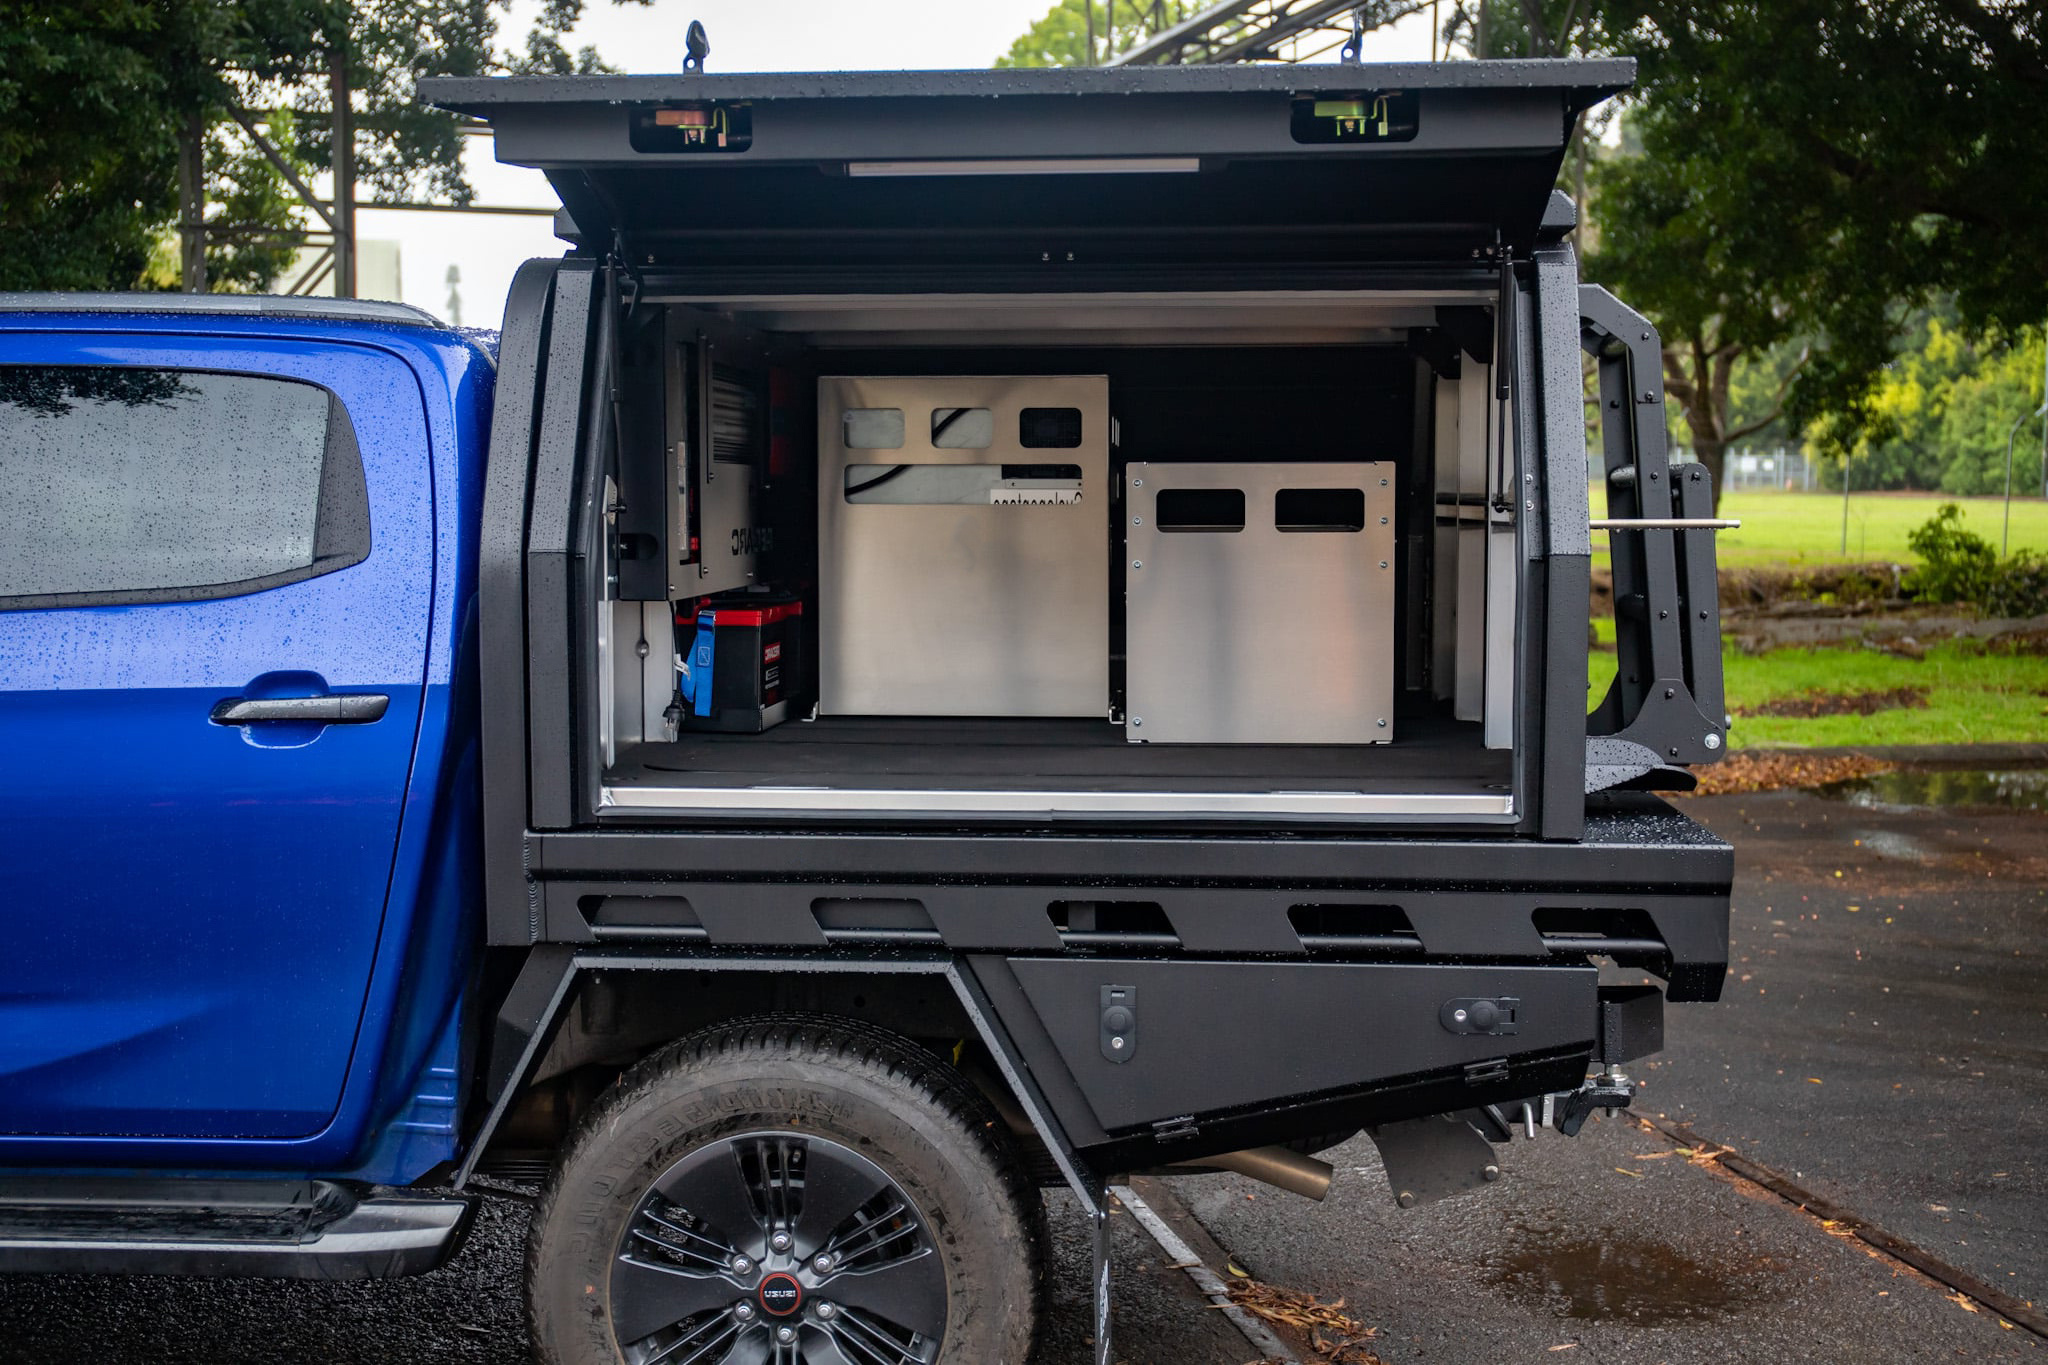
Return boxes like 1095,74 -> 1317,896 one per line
210,694 -> 390,725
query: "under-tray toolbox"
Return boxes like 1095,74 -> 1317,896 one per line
1124,461 -> 1395,745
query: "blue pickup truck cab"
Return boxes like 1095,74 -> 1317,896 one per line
0,297 -> 488,1216
0,61 -> 1732,1365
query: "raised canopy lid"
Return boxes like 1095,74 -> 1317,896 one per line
422,61 -> 1629,274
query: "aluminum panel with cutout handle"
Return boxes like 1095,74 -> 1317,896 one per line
819,375 -> 1110,717
1125,460 -> 1395,744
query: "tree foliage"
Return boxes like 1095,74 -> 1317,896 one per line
1590,1 -> 2048,465
996,0 -> 1197,68
1905,502 -> 2048,616
1841,311 -> 2046,495
0,0 -> 645,294
1585,94 -> 1810,502
0,2 -> 217,290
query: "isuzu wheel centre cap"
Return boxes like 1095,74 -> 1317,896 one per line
758,1271 -> 803,1317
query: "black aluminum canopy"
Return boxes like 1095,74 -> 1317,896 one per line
423,61 -> 1630,277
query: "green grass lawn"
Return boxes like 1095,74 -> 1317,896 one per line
1590,489 -> 2048,569
1587,626 -> 2048,748
1723,642 -> 2048,747
1584,489 -> 2048,749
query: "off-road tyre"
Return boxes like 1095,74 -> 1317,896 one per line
527,1014 -> 1044,1364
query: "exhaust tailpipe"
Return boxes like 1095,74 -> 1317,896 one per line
1198,1146 -> 1334,1202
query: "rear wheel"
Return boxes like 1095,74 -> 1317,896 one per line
527,1015 -> 1043,1365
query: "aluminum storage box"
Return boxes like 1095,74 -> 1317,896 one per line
819,375 -> 1110,717
1125,460 -> 1395,745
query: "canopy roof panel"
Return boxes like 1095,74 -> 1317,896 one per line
422,61 -> 1630,272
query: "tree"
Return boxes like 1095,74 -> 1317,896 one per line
1589,1 -> 2048,486
1585,99 -> 1814,504
1756,303 -> 2048,497
997,1 -> 1195,67
0,0 -> 645,294
0,3 -> 221,290
1849,316 -> 2046,496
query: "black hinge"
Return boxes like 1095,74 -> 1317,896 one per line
1150,1115 -> 1199,1142
1463,1058 -> 1510,1086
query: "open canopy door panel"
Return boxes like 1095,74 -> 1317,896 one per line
423,61 -> 1629,273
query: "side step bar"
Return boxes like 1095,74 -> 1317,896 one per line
0,1178 -> 472,1280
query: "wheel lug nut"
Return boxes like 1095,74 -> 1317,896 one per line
730,1255 -> 753,1275
734,1302 -> 756,1322
812,1253 -> 834,1273
815,1301 -> 838,1321
770,1231 -> 792,1253
776,1325 -> 797,1345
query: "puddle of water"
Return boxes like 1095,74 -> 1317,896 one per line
1481,1227 -> 1764,1324
1822,767 -> 2048,812
1852,828 -> 1935,860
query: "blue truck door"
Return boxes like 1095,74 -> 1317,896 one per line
0,334 -> 436,1142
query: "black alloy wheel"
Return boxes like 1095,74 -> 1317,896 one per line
527,1016 -> 1043,1365
613,1131 -> 945,1365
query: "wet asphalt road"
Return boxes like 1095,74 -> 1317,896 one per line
1,777 -> 2042,1363
1173,1114 -> 2039,1363
1653,784 -> 2048,1304
0,1185 -> 1248,1365
1175,778 -> 2048,1363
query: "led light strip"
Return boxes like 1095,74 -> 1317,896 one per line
846,156 -> 1202,177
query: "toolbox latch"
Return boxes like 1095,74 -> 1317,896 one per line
1100,985 -> 1137,1063
1440,997 -> 1521,1036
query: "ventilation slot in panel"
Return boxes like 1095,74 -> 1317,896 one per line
1275,486 -> 1366,532
841,407 -> 905,449
930,407 -> 993,448
711,366 -> 763,464
1154,487 -> 1245,532
811,897 -> 942,945
844,463 -> 1083,505
1287,903 -> 1422,953
1047,900 -> 1178,949
1532,906 -> 1666,958
1019,406 -> 1083,449
585,896 -> 708,940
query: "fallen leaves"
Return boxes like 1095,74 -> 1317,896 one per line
1227,1282 -> 1388,1364
1679,750 -> 1895,797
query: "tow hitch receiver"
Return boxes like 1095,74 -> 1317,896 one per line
1551,1069 -> 1636,1136
1374,986 -> 1660,1208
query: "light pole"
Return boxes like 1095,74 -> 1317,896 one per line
1840,450 -> 1852,556
2004,400 -> 2046,555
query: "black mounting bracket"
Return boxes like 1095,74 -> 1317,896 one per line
1580,286 -> 1728,783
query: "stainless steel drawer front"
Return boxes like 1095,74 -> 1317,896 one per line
819,375 -> 1110,717
1125,460 -> 1396,745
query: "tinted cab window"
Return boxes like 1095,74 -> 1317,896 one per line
0,366 -> 367,608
